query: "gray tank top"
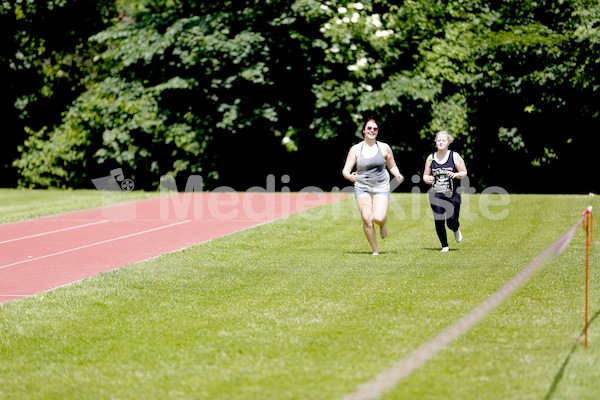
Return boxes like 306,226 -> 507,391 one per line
355,142 -> 390,192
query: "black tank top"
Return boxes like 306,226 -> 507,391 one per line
430,150 -> 459,197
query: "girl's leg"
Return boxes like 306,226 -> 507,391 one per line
372,194 -> 389,239
429,192 -> 449,248
446,197 -> 461,232
446,197 -> 462,242
356,193 -> 379,254
434,218 -> 449,248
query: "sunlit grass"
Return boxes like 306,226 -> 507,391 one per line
0,191 -> 598,399
0,188 -> 161,224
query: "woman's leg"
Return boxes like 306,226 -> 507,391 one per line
446,196 -> 462,242
372,194 -> 389,239
356,193 -> 379,254
434,218 -> 449,248
430,192 -> 449,249
446,197 -> 461,231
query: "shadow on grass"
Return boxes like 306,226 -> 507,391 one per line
544,308 -> 600,400
422,247 -> 461,252
343,248 -> 462,254
344,250 -> 402,255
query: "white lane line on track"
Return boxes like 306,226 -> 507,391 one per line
0,220 -> 110,245
0,220 -> 190,270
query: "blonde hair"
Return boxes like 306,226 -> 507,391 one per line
435,130 -> 454,144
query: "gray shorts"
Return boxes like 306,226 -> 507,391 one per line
354,187 -> 390,198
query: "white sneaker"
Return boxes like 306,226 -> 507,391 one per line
440,247 -> 449,253
454,229 -> 463,243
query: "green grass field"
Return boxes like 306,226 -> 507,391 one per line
0,190 -> 598,399
0,188 -> 161,224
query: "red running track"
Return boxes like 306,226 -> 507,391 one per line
0,192 -> 349,303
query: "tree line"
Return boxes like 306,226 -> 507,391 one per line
2,0 -> 598,193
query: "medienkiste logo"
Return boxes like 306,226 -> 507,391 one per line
92,168 -> 137,220
91,170 -> 511,223
91,168 -> 135,192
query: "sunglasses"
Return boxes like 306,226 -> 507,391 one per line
365,126 -> 379,131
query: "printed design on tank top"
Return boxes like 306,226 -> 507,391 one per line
355,142 -> 390,192
431,151 -> 456,195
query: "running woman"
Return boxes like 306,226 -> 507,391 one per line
423,130 -> 468,252
342,118 -> 404,255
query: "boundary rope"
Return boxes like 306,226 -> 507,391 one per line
343,207 -> 593,400
584,206 -> 593,348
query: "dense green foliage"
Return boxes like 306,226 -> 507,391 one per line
0,0 -> 117,186
3,1 -> 600,192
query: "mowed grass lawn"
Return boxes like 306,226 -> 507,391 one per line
0,190 -> 599,399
